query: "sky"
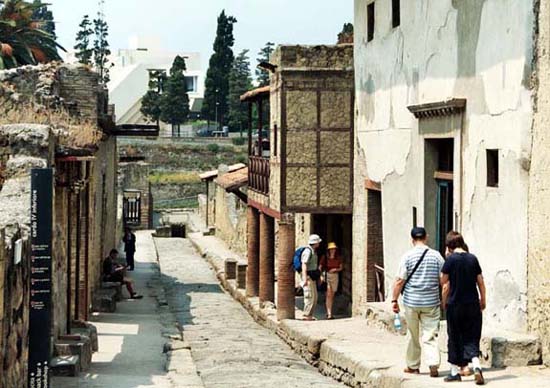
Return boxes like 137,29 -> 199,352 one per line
49,0 -> 354,74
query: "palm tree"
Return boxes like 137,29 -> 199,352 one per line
0,0 -> 64,69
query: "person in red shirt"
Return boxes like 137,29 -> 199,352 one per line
320,242 -> 343,319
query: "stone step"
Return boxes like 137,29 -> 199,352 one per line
71,321 -> 99,352
365,302 -> 542,368
55,335 -> 93,371
101,281 -> 123,301
50,355 -> 80,377
92,288 -> 117,313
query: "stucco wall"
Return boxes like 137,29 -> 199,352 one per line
354,0 -> 535,330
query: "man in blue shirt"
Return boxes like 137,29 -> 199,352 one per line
391,227 -> 444,378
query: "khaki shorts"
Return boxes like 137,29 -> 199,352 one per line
327,272 -> 339,292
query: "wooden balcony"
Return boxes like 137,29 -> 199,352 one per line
249,156 -> 270,195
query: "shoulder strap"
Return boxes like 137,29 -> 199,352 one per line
403,249 -> 430,289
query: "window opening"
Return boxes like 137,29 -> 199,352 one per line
487,149 -> 499,187
367,2 -> 375,42
392,0 -> 400,28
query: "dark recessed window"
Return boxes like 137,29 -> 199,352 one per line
487,149 -> 499,187
392,0 -> 400,28
367,2 -> 375,42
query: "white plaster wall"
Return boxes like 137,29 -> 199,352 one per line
354,0 -> 534,331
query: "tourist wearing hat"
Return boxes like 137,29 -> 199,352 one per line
391,227 -> 445,378
301,234 -> 322,320
320,242 -> 343,319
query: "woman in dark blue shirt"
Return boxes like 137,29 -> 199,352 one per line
441,231 -> 486,385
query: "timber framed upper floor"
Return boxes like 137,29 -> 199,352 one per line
242,44 -> 355,218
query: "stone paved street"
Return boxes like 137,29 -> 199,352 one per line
156,236 -> 342,388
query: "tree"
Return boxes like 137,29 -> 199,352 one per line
32,0 -> 55,38
159,56 -> 190,128
93,1 -> 112,84
140,69 -> 166,123
256,42 -> 274,87
74,15 -> 93,65
337,23 -> 353,44
227,49 -> 252,132
201,10 -> 237,128
0,0 -> 64,69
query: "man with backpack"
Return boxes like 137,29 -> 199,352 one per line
294,234 -> 322,320
391,227 -> 444,378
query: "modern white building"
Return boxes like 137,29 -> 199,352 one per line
107,36 -> 204,135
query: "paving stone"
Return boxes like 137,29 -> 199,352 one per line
156,237 -> 342,387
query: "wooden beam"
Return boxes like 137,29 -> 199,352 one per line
229,188 -> 248,203
365,179 -> 381,191
434,171 -> 454,181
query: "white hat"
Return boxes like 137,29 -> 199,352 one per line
308,234 -> 322,245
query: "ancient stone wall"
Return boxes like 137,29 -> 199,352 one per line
213,184 -> 247,257
528,0 -> 550,363
0,124 -> 54,388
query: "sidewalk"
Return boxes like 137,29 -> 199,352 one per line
187,229 -> 550,388
53,230 -> 195,388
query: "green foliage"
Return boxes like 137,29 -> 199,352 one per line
256,42 -> 274,87
231,137 -> 246,146
227,49 -> 252,132
74,15 -> 93,65
32,0 -> 55,37
93,4 -> 112,84
159,55 -> 190,125
207,143 -> 220,153
201,10 -> 237,126
140,90 -> 162,122
140,69 -> 167,122
0,0 -> 64,69
235,154 -> 247,164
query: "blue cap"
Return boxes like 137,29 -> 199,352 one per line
411,227 -> 427,239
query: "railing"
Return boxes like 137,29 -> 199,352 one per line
249,156 -> 270,195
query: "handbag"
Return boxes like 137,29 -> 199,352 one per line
401,249 -> 429,295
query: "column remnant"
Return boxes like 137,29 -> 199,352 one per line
259,213 -> 275,304
277,213 -> 296,320
246,206 -> 260,297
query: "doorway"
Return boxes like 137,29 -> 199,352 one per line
425,138 -> 454,255
311,213 -> 352,316
366,189 -> 384,302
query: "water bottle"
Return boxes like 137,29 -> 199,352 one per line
394,313 -> 402,331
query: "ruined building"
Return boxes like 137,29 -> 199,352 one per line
353,0 -> 550,362
0,63 -> 118,385
242,44 -> 354,319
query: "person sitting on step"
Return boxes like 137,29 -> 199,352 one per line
102,249 -> 143,299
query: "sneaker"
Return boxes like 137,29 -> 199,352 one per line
429,365 -> 439,378
403,367 -> 420,374
130,294 -> 143,299
444,374 -> 462,382
474,368 -> 485,385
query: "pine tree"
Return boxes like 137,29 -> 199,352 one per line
32,0 -> 55,38
256,42 -> 274,87
227,49 -> 252,132
74,15 -> 93,65
140,69 -> 167,123
93,1 -> 112,84
201,10 -> 237,128
159,56 -> 190,127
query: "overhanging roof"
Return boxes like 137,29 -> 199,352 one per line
214,167 -> 248,191
199,163 -> 247,181
240,86 -> 270,102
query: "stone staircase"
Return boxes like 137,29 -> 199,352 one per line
51,322 -> 98,377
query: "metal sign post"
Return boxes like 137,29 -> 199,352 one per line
28,168 -> 53,388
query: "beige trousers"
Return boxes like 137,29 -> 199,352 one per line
303,277 -> 318,317
404,305 -> 441,369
